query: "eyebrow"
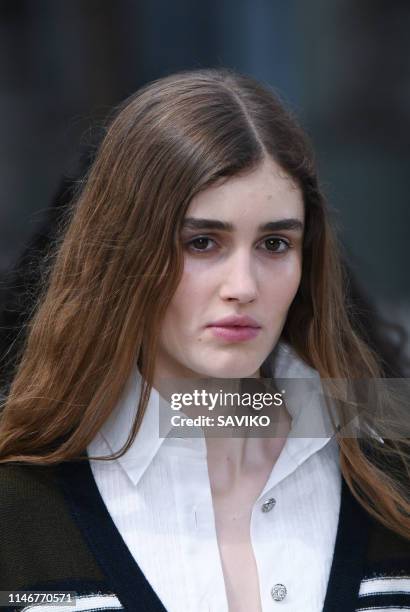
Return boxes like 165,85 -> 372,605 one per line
182,217 -> 304,232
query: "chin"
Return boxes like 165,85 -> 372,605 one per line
217,368 -> 259,379
195,359 -> 262,379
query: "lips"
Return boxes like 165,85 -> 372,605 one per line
207,315 -> 261,328
206,315 -> 261,342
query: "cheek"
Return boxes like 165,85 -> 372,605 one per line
175,257 -> 216,302
162,267 -> 206,326
267,258 -> 302,310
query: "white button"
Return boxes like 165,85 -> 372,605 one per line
261,497 -> 276,512
271,583 -> 287,601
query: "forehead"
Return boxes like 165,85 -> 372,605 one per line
187,158 -> 304,223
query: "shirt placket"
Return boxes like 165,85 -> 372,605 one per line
251,481 -> 295,611
168,437 -> 229,612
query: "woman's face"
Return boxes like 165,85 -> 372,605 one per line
155,158 -> 304,381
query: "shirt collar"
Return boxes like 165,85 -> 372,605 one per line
90,368 -> 172,487
91,341 -> 340,488
269,341 -> 341,438
255,342 -> 341,496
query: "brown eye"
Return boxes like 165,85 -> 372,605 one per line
263,237 -> 290,253
187,236 -> 216,252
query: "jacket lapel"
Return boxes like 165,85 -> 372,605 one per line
322,477 -> 371,612
58,456 -> 168,612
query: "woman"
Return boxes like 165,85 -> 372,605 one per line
0,68 -> 409,612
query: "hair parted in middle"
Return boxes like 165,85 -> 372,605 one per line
1,68 -> 409,541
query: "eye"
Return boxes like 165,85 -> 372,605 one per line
185,235 -> 291,255
261,237 -> 290,254
186,236 -> 217,253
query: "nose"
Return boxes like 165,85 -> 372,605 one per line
218,249 -> 258,303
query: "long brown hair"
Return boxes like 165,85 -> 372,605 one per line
0,68 -> 409,539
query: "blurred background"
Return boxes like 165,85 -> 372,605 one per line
0,0 -> 409,384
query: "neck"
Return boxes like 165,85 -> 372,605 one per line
205,402 -> 292,494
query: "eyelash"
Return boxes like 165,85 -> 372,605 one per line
185,235 -> 292,255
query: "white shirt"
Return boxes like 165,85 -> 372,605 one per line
88,342 -> 342,611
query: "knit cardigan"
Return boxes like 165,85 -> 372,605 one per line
0,456 -> 409,612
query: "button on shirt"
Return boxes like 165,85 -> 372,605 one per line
88,343 -> 342,612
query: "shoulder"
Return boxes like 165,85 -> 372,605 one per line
0,462 -> 104,590
366,512 -> 410,566
0,462 -> 69,553
356,510 -> 410,609
0,462 -> 62,515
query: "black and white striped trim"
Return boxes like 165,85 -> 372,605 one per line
21,593 -> 124,612
356,576 -> 410,611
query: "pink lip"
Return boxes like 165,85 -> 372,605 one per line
208,326 -> 260,342
206,315 -> 261,342
207,315 -> 261,328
